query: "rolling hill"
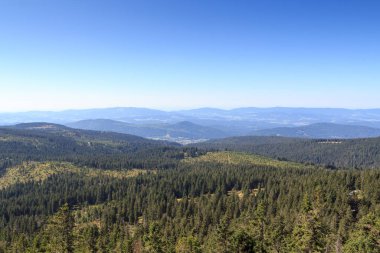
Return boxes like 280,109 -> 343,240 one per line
194,135 -> 380,169
66,119 -> 229,143
0,122 -> 182,171
251,123 -> 380,139
3,107 -> 380,132
3,124 -> 380,251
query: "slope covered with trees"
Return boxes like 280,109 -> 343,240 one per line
1,150 -> 380,252
195,136 -> 380,169
0,123 -> 183,171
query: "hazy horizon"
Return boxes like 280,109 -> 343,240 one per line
2,105 -> 380,114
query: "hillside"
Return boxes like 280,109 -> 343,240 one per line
251,122 -> 380,139
67,119 -> 229,143
195,136 -> 380,168
3,123 -> 380,251
182,151 -> 315,170
0,123 -> 182,171
1,151 -> 380,252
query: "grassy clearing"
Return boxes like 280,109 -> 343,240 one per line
227,189 -> 258,199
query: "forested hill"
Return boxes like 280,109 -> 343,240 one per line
1,123 -> 380,251
67,119 -> 229,141
1,151 -> 380,252
6,122 -> 175,143
194,136 -> 380,169
0,123 -> 183,171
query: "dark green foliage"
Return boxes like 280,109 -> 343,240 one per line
230,229 -> 255,253
44,203 -> 75,253
0,125 -> 186,171
2,156 -> 380,251
195,136 -> 380,168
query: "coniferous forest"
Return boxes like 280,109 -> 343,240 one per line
1,124 -> 380,252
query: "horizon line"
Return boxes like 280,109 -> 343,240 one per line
1,106 -> 380,114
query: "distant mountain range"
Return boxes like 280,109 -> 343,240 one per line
2,107 -> 380,142
5,121 -> 380,169
251,123 -> 380,139
2,107 -> 380,126
66,120 -> 380,142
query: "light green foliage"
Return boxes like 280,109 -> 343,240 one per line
175,236 -> 202,253
344,213 -> 380,253
268,216 -> 289,253
144,222 -> 164,253
183,151 -> 313,170
0,161 -> 147,189
291,193 -> 329,253
214,217 -> 232,253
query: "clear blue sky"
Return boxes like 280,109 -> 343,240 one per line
0,0 -> 379,111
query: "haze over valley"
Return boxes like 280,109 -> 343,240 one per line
2,107 -> 380,143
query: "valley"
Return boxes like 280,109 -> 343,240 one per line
3,108 -> 380,143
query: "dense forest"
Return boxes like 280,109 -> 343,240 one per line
1,125 -> 380,252
0,123 -> 183,172
195,136 -> 380,169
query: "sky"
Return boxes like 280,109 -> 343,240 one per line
0,0 -> 379,112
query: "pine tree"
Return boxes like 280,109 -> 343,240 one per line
45,203 -> 75,253
268,215 -> 288,253
175,236 -> 202,253
144,222 -> 164,253
214,217 -> 232,253
250,202 -> 267,253
291,194 -> 329,253
230,229 -> 255,253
